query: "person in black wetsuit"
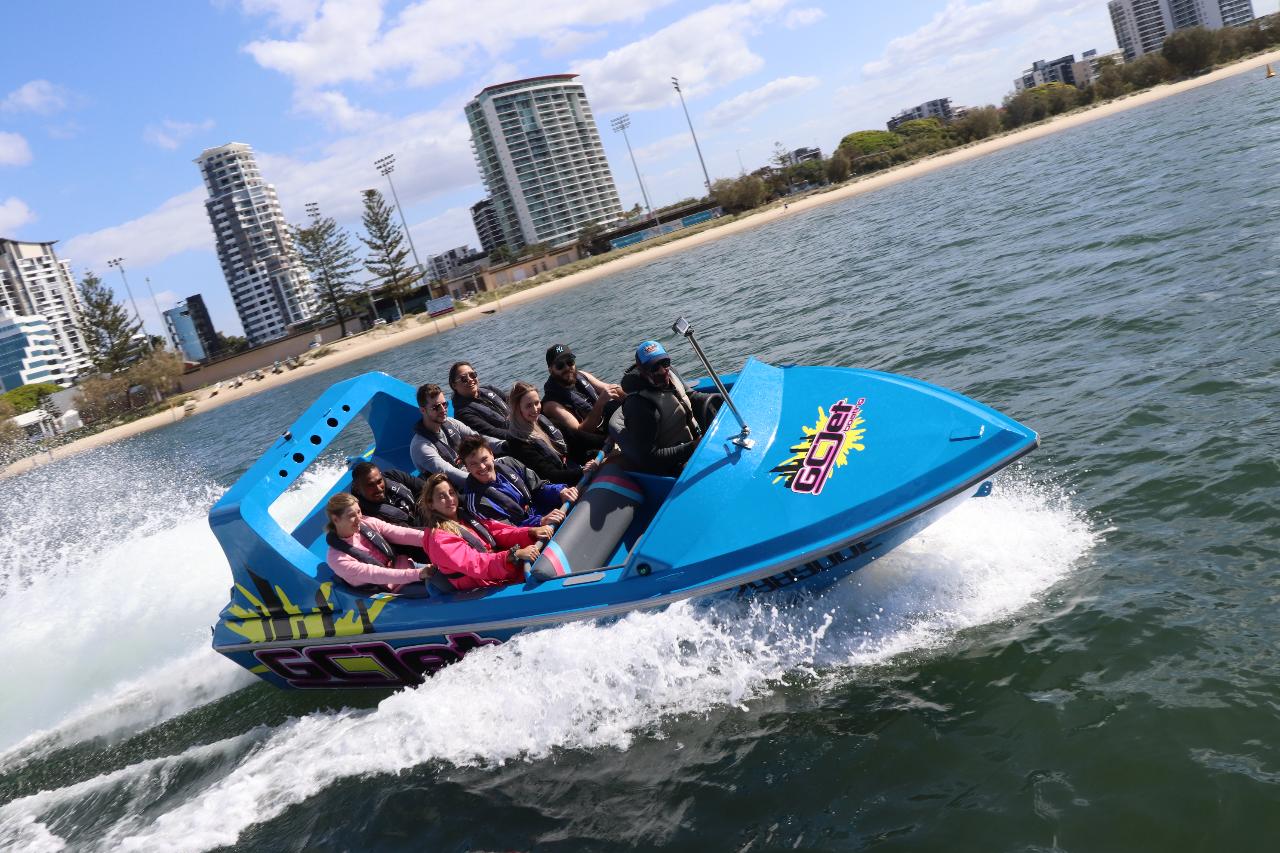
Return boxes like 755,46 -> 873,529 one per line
448,361 -> 511,442
619,339 -> 722,477
541,343 -> 624,463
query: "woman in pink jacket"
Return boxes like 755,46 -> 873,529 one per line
324,492 -> 433,592
418,473 -> 551,591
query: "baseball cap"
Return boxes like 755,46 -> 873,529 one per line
545,343 -> 575,366
635,340 -> 669,366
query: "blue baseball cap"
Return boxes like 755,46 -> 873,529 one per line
635,340 -> 669,366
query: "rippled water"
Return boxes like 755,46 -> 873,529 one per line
1,70 -> 1277,850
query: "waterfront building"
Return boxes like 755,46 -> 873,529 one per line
427,246 -> 477,282
195,143 -> 317,346
1109,0 -> 1254,61
782,146 -> 823,165
164,295 -> 222,362
0,308 -> 73,391
887,99 -> 954,130
1072,48 -> 1127,86
0,238 -> 91,379
470,199 -> 504,256
1014,57 -> 1077,92
464,74 -> 624,251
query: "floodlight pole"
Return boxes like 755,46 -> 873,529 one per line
107,257 -> 151,352
671,77 -> 712,195
611,114 -> 658,226
375,154 -> 438,333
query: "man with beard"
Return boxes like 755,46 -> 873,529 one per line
619,339 -> 722,477
410,383 -> 504,488
541,343 -> 623,462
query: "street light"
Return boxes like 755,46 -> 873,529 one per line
671,77 -> 712,195
375,153 -> 439,334
143,277 -> 173,350
610,114 -> 658,226
106,257 -> 150,350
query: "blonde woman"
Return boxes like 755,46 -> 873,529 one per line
506,381 -> 598,485
418,473 -> 551,590
324,492 -> 433,591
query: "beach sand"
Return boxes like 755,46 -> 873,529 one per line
5,48 -> 1276,480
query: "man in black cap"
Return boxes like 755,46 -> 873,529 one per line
619,339 -> 721,476
541,343 -> 623,462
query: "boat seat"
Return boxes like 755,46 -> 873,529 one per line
529,465 -> 644,581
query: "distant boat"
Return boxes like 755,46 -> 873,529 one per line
1267,63 -> 1276,79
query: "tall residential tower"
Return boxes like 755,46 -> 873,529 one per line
195,143 -> 316,346
1108,0 -> 1254,60
0,238 -> 91,379
465,75 -> 624,251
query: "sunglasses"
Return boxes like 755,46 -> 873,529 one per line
455,371 -> 478,382
644,359 -> 672,373
553,357 -> 576,370
427,401 -> 448,412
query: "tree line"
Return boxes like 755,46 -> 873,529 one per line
708,16 -> 1280,214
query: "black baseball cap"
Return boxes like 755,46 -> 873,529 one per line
546,343 -> 575,366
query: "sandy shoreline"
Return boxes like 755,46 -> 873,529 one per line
4,48 -> 1276,480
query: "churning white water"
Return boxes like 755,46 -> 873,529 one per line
0,447 -> 1093,851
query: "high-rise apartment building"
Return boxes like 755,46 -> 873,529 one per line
195,143 -> 316,346
164,294 -> 222,362
470,199 -> 503,255
1109,0 -> 1254,60
427,246 -> 477,282
0,238 -> 91,379
1014,56 -> 1078,91
465,75 -> 624,251
0,308 -> 73,391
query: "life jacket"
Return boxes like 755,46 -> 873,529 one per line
326,523 -> 397,591
355,477 -> 419,526
453,386 -> 510,438
543,374 -> 598,421
430,512 -> 499,585
462,457 -> 535,523
413,418 -> 466,467
622,367 -> 701,450
510,416 -> 570,471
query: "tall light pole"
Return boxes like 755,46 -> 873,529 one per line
671,77 -> 712,195
373,155 -> 439,333
106,257 -> 150,351
611,114 -> 658,226
142,277 -> 168,349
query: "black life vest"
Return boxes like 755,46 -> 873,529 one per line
453,386 -> 510,438
623,367 -> 701,449
463,457 -> 534,523
543,374 -> 598,420
356,477 -> 419,526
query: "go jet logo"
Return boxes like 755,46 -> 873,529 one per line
770,397 -> 867,495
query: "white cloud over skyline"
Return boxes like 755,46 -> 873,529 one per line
0,132 -> 33,166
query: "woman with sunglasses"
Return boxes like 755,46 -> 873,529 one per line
618,339 -> 722,477
448,361 -> 511,442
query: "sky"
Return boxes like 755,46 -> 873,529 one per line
2,0 -> 1276,337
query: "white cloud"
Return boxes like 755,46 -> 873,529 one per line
0,197 -> 35,233
575,0 -> 793,112
412,205 -> 483,256
541,28 -> 608,57
61,187 -> 212,270
143,118 -> 216,151
0,132 -> 33,166
784,6 -> 825,28
863,0 -> 1058,77
706,75 -> 820,126
1,80 -> 70,115
241,0 -> 679,91
292,90 -> 385,130
238,0 -> 323,28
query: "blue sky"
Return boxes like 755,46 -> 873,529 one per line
3,0 -> 1275,336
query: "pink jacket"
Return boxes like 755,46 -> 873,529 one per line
326,515 -> 425,590
425,518 -> 537,591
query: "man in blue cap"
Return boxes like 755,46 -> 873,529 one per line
618,339 -> 722,476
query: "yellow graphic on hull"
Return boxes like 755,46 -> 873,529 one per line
224,578 -> 389,644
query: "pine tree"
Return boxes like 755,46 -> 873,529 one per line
359,189 -> 422,317
78,270 -> 143,373
292,214 -> 363,337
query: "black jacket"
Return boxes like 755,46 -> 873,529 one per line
505,418 -> 584,485
452,385 -> 510,441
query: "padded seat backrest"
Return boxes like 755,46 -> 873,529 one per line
530,465 -> 644,581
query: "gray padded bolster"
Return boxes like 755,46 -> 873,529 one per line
529,465 -> 644,581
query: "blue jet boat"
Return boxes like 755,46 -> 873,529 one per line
210,324 -> 1038,689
